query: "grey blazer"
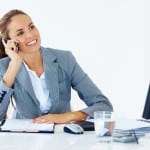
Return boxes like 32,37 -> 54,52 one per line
0,47 -> 113,119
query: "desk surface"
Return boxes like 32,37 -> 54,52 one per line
0,124 -> 149,150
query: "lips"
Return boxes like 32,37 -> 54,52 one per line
27,39 -> 37,46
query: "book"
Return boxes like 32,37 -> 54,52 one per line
0,119 -> 54,133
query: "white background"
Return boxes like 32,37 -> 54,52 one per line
0,0 -> 150,118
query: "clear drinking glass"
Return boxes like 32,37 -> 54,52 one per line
94,111 -> 115,143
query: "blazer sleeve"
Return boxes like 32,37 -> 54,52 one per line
0,76 -> 14,120
67,52 -> 113,117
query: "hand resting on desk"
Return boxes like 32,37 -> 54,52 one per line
32,111 -> 88,124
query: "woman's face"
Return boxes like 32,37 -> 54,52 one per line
7,14 -> 41,53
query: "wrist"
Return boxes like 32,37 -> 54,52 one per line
9,57 -> 22,69
11,57 -> 22,64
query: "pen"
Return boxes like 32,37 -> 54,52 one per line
132,130 -> 139,144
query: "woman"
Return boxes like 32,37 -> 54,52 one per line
0,9 -> 113,123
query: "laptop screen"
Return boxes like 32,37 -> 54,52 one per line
142,84 -> 150,119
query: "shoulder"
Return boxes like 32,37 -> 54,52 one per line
41,46 -> 78,76
0,57 -> 10,68
0,57 -> 10,63
40,46 -> 76,64
41,46 -> 72,56
0,57 -> 10,75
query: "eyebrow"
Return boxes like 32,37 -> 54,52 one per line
15,22 -> 33,33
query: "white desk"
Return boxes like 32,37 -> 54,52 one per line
0,124 -> 149,150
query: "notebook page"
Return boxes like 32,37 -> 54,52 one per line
1,119 -> 54,132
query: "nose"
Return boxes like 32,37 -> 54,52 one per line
25,29 -> 33,39
26,32 -> 32,38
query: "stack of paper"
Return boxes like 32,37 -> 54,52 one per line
113,118 -> 150,143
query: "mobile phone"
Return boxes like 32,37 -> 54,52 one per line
4,37 -> 19,51
4,37 -> 11,44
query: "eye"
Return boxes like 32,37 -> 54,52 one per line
29,24 -> 35,30
17,31 -> 24,36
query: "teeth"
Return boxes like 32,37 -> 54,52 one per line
27,40 -> 36,46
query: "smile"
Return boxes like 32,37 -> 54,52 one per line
27,39 -> 37,46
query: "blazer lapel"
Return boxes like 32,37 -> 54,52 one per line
15,64 -> 40,106
41,48 -> 59,111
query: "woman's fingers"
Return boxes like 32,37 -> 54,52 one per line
2,38 -> 7,47
2,38 -> 18,52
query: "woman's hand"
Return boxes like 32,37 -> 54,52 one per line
32,111 -> 88,124
2,38 -> 21,61
2,39 -> 23,87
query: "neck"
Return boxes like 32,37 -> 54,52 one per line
20,51 -> 44,77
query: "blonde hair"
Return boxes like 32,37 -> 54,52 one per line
0,9 -> 27,58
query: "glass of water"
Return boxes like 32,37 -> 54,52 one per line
94,111 -> 115,143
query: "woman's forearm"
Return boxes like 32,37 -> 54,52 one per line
2,58 -> 22,87
33,111 -> 88,124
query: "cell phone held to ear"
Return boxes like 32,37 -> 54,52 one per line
4,37 -> 19,51
4,37 -> 11,44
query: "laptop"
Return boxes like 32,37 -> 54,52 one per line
142,83 -> 150,119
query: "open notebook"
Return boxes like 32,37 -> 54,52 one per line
0,119 -> 54,133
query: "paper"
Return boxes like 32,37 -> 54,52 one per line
0,119 -> 54,133
115,118 -> 150,130
113,118 -> 150,143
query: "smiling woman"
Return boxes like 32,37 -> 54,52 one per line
8,14 -> 41,55
0,9 -> 113,124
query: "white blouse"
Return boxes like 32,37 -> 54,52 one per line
23,63 -> 51,113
